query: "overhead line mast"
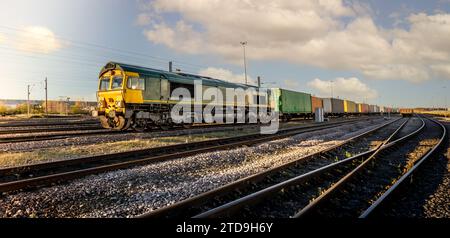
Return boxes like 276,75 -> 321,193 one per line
45,77 -> 48,117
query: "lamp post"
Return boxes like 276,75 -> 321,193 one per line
443,86 -> 448,110
240,41 -> 248,85
66,97 -> 70,116
330,80 -> 334,98
27,85 -> 30,117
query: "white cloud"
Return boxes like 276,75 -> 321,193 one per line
307,77 -> 378,101
15,26 -> 64,54
198,67 -> 255,85
139,0 -> 450,82
0,33 -> 4,44
144,21 -> 203,54
143,0 -> 354,62
360,64 -> 430,83
431,64 -> 450,79
136,13 -> 152,26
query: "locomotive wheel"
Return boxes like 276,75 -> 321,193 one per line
99,116 -> 111,129
110,116 -> 126,130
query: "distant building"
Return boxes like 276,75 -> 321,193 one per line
43,100 -> 68,114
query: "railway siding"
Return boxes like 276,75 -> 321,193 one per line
295,116 -> 446,218
368,118 -> 450,218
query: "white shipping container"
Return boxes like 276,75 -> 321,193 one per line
323,98 -> 332,113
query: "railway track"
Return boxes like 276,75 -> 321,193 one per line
0,121 -> 267,144
137,117 -> 405,218
295,116 -> 446,218
0,129 -> 120,144
0,120 -> 99,128
187,117 -> 425,218
359,116 -> 447,218
0,122 -> 251,144
0,117 -> 378,193
0,125 -> 104,135
0,117 -> 370,144
293,116 -> 445,218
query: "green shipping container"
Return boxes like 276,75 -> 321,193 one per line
271,88 -> 312,114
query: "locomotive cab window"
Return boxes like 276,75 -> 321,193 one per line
127,77 -> 145,90
99,77 -> 110,91
111,76 -> 123,89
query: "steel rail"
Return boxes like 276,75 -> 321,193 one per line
0,126 -> 104,135
293,117 -> 428,218
0,120 -> 273,144
0,129 -> 122,144
359,116 -> 447,218
0,120 -> 99,128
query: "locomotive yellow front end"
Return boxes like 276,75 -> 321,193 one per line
95,66 -> 129,130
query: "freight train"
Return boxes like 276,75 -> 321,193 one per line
94,62 -> 398,130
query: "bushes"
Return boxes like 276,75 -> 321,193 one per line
0,105 -> 7,115
70,105 -> 88,114
0,103 -> 43,116
0,101 -> 91,116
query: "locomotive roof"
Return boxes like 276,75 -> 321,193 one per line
100,62 -> 256,89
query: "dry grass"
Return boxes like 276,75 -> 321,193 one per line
0,130 -> 257,168
421,111 -> 450,118
0,139 -> 183,168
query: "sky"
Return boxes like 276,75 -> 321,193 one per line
0,0 -> 450,108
